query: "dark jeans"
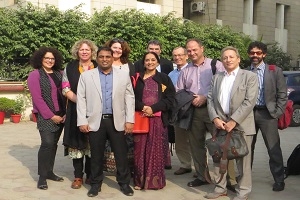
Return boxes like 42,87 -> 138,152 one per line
38,125 -> 63,177
73,155 -> 91,178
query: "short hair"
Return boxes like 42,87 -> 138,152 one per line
247,41 -> 267,54
221,46 -> 240,59
97,46 -> 113,56
142,52 -> 161,65
147,40 -> 162,49
104,38 -> 131,64
71,39 -> 98,60
186,38 -> 203,47
30,47 -> 63,70
172,47 -> 187,55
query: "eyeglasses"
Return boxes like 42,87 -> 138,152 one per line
43,57 -> 55,61
249,51 -> 263,56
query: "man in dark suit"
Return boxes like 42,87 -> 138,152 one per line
249,41 -> 287,192
134,40 -> 173,75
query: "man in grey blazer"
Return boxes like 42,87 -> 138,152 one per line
206,46 -> 258,200
248,41 -> 287,192
77,47 -> 135,197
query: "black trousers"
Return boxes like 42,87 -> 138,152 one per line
38,125 -> 63,177
251,108 -> 285,183
73,156 -> 91,178
89,117 -> 130,186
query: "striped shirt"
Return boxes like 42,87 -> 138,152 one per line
251,62 -> 265,105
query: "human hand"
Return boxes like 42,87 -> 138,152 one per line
51,115 -> 63,124
79,125 -> 90,133
124,122 -> 134,135
142,106 -> 153,116
224,120 -> 237,133
192,95 -> 207,107
213,118 -> 226,130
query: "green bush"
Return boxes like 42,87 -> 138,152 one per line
0,97 -> 15,112
0,3 -> 292,80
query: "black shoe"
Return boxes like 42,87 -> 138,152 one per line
273,182 -> 285,191
164,165 -> 172,170
174,167 -> 192,175
37,177 -> 48,190
47,173 -> 64,182
187,178 -> 209,187
119,184 -> 134,196
226,184 -> 237,193
87,185 -> 101,197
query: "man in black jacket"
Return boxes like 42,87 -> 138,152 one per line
134,40 -> 173,75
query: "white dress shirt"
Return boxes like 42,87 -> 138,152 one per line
219,67 -> 239,114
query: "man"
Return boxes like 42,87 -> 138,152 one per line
249,41 -> 287,191
206,46 -> 258,200
168,47 -> 193,175
77,47 -> 135,197
134,40 -> 173,75
176,38 -> 224,187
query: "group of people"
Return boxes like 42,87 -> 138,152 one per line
26,38 -> 287,200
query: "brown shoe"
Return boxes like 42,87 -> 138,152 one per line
71,178 -> 83,189
174,167 -> 192,175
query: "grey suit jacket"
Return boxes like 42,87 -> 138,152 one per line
263,64 -> 287,119
207,69 -> 258,136
76,67 -> 135,132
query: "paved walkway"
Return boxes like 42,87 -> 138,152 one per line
0,121 -> 300,200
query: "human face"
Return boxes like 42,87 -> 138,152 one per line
248,47 -> 266,66
222,49 -> 240,73
78,43 -> 92,62
96,50 -> 113,72
186,41 -> 204,64
110,42 -> 122,59
42,52 -> 55,71
147,44 -> 161,56
172,48 -> 188,68
144,53 -> 159,72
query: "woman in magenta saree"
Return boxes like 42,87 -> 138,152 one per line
132,52 -> 175,190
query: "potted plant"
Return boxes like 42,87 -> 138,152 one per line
11,96 -> 25,123
0,97 -> 14,124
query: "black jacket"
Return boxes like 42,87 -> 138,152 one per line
133,71 -> 175,126
169,89 -> 195,130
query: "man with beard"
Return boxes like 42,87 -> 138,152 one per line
248,41 -> 287,192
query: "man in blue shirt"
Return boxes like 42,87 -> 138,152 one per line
168,47 -> 193,175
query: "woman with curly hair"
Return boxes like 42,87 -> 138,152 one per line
27,47 -> 66,190
62,39 -> 98,189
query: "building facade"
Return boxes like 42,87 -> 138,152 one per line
184,0 -> 300,66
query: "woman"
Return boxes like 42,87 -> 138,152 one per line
62,39 -> 98,189
104,38 -> 135,76
133,52 -> 175,190
27,47 -> 65,190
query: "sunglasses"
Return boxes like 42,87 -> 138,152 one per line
249,51 -> 263,56
112,38 -> 125,43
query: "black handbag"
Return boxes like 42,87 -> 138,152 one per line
205,129 -> 249,163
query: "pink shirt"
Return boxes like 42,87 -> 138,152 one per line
176,57 -> 225,96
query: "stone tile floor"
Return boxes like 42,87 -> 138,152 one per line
0,122 -> 299,199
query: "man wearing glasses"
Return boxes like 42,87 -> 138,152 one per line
248,41 -> 287,192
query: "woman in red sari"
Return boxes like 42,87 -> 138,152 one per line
132,52 -> 175,190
